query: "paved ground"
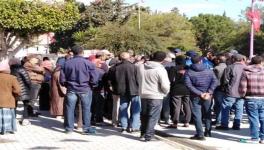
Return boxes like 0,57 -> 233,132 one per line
0,109 -> 185,150
155,114 -> 264,150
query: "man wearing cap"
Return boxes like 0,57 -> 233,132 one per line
185,55 -> 218,140
216,54 -> 246,130
60,45 -> 99,134
185,50 -> 197,67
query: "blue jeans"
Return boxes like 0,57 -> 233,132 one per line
245,99 -> 264,140
119,95 -> 141,130
213,90 -> 225,124
191,97 -> 212,137
221,96 -> 244,128
65,91 -> 92,132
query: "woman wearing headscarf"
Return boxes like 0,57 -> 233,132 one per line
0,60 -> 21,134
49,61 -> 66,118
9,58 -> 31,126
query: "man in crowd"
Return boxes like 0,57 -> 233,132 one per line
115,52 -> 141,133
137,51 -> 170,141
216,54 -> 246,130
239,56 -> 264,144
213,54 -> 227,126
185,55 -> 218,140
168,55 -> 191,128
60,45 -> 98,134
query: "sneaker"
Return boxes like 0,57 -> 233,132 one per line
139,135 -> 145,141
83,127 -> 96,135
239,139 -> 259,144
183,123 -> 189,127
21,119 -> 31,126
120,128 -> 126,134
190,135 -> 206,141
215,126 -> 229,130
129,129 -> 140,133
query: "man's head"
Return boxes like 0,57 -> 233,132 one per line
151,51 -> 167,62
191,55 -> 202,64
71,45 -> 84,56
217,54 -> 227,63
203,50 -> 214,60
232,54 -> 244,63
251,56 -> 263,65
119,52 -> 130,61
175,55 -> 186,66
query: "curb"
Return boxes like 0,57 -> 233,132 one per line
155,130 -> 217,150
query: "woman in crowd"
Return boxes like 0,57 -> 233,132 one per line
50,61 -> 66,118
0,60 -> 21,134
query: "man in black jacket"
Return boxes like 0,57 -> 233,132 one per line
168,55 -> 191,129
115,52 -> 141,133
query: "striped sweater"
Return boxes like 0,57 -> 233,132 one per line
239,65 -> 264,98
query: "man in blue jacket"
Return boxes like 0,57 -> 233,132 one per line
60,45 -> 98,134
185,55 -> 218,140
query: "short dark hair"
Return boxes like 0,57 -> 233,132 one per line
43,57 -> 50,61
191,55 -> 202,64
151,51 -> 167,62
71,45 -> 84,55
217,55 -> 226,63
175,55 -> 186,65
251,56 -> 262,65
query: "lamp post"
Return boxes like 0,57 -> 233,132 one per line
249,0 -> 255,59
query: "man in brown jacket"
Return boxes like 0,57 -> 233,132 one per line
24,56 -> 45,116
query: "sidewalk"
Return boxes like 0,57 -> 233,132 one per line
0,110 -> 183,150
155,116 -> 263,150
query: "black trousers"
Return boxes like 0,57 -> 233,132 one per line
141,99 -> 162,140
170,95 -> 191,124
23,100 -> 30,118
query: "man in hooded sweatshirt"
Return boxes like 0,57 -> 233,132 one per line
185,55 -> 218,140
137,51 -> 170,142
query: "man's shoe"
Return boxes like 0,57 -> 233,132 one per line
65,130 -> 73,134
204,131 -> 212,137
239,138 -> 259,144
167,124 -> 178,129
183,123 -> 189,127
120,128 -> 126,134
83,127 -> 96,135
260,140 -> 264,144
190,135 -> 206,141
215,126 -> 229,130
232,126 -> 240,130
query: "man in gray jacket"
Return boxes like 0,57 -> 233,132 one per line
137,51 -> 170,142
216,54 -> 246,130
213,54 -> 227,126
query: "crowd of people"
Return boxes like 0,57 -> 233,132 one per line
0,46 -> 263,144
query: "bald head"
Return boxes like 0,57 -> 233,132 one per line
120,52 -> 130,61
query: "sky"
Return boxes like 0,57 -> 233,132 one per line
77,0 -> 264,20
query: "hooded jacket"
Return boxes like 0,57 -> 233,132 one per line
137,61 -> 170,99
239,65 -> 264,98
184,63 -> 218,96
